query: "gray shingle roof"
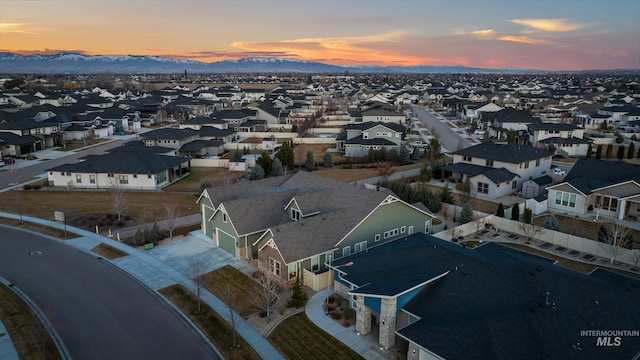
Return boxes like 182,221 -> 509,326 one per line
561,158 -> 640,194
141,127 -> 198,140
452,143 -> 551,164
47,152 -> 188,174
442,162 -> 518,184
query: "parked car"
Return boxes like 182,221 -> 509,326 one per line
553,168 -> 566,176
474,129 -> 486,135
0,159 -> 4,167
113,131 -> 126,136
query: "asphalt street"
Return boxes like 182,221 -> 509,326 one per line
411,104 -> 471,152
0,226 -> 217,359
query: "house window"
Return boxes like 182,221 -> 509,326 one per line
477,182 -> 489,194
384,228 -> 399,239
596,195 -> 618,212
463,156 -> 472,162
148,175 -> 152,179
485,160 -> 494,167
133,174 -> 137,178
342,246 -> 351,257
75,174 -> 82,183
291,208 -> 301,221
311,257 -> 319,271
119,175 -> 128,184
108,173 -> 114,177
524,161 -> 530,169
408,226 -> 414,234
89,175 -> 95,184
288,264 -> 297,280
536,158 -> 541,166
512,180 -> 517,189
269,257 -> 281,276
374,234 -> 381,242
222,213 -> 227,223
401,226 -> 406,233
354,241 -> 367,253
425,221 -> 431,234
555,191 -> 577,208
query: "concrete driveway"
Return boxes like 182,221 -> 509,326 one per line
0,226 -> 217,359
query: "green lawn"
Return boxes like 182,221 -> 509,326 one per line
267,313 -> 364,360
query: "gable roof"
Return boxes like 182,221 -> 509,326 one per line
141,127 -> 198,140
203,171 -> 431,263
559,158 -> 640,195
452,143 -> 551,164
441,162 -> 518,184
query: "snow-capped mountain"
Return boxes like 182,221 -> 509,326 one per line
0,52 -> 536,74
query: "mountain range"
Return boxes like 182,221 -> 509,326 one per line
0,52 -> 547,74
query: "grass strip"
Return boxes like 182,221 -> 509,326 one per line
268,312 -> 364,360
159,284 -> 261,360
0,283 -> 61,360
91,243 -> 128,260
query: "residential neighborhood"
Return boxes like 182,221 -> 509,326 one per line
1,71 -> 640,360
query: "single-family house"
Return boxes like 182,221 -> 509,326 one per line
546,158 -> 640,221
442,143 -> 552,198
141,128 -> 200,149
361,109 -> 405,124
196,171 -> 435,286
527,122 -> 591,157
46,152 -> 190,190
338,121 -> 405,157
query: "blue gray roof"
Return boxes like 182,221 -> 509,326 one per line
452,143 -> 551,164
562,158 -> 640,194
442,162 -> 518,184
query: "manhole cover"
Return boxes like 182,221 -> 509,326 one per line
29,250 -> 43,256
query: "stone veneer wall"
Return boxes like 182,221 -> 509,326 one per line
379,297 -> 397,349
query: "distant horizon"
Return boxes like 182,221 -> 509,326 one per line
3,51 -> 639,73
1,0 -> 638,72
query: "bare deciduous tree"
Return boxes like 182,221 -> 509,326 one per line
162,194 -> 179,240
108,177 -> 127,221
248,265 -> 282,322
186,257 -> 210,313
518,222 -> 544,244
599,222 -> 632,264
218,281 -> 239,348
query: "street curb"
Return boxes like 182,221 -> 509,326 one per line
0,275 -> 71,360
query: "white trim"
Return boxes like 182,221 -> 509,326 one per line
592,179 -> 640,193
546,181 -> 588,196
348,270 -> 449,299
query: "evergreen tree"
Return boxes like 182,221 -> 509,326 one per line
510,203 -> 520,221
305,150 -> 315,170
233,149 -> 242,159
586,143 -> 593,158
412,147 -> 420,160
256,151 -> 272,176
616,145 -> 625,160
323,152 -> 334,168
271,157 -> 284,176
398,145 -> 410,163
276,141 -> 295,170
605,144 -> 612,159
459,203 -> 474,224
422,190 -> 442,213
287,276 -> 307,308
439,185 -> 455,204
522,207 -> 532,224
543,214 -> 560,231
595,144 -> 603,159
496,202 -> 505,217
249,165 -> 265,180
628,143 -> 635,159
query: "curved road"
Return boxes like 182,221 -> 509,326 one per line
411,105 -> 471,152
0,226 -> 217,359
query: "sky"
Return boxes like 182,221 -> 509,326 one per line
1,0 -> 639,71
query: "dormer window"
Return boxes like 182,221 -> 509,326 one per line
463,156 -> 472,162
291,208 -> 301,221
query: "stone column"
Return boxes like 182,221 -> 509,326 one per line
356,295 -> 371,336
379,297 -> 397,350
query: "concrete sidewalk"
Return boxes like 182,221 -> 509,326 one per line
0,211 -> 284,360
306,288 -> 390,360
